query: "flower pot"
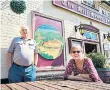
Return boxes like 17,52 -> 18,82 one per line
97,68 -> 110,83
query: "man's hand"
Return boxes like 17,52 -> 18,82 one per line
34,53 -> 38,66
6,52 -> 12,70
8,64 -> 11,70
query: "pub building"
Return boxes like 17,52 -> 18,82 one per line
1,0 -> 110,83
51,0 -> 110,63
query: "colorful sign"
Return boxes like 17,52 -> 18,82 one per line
32,11 -> 64,69
53,0 -> 110,26
35,24 -> 63,59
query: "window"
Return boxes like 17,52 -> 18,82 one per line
108,13 -> 110,16
68,38 -> 82,53
68,37 -> 100,54
83,31 -> 98,41
82,0 -> 95,8
84,43 -> 97,54
99,7 -> 110,17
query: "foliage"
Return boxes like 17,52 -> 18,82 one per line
10,0 -> 26,14
87,52 -> 106,68
40,52 -> 54,59
35,31 -> 63,43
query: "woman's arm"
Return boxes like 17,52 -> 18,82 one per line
78,74 -> 90,79
86,58 -> 103,82
68,74 -> 91,82
64,60 -> 73,80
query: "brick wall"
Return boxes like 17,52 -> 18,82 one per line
0,0 -> 76,79
0,0 -> 43,79
1,0 -> 110,79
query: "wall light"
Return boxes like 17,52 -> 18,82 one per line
74,26 -> 77,32
74,25 -> 84,36
79,26 -> 84,35
103,32 -> 110,41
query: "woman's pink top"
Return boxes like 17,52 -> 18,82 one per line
64,58 -> 103,82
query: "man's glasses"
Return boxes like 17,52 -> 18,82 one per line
22,29 -> 28,34
72,51 -> 81,54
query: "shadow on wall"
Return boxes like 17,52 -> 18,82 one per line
1,48 -> 8,80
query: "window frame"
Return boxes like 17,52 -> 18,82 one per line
81,0 -> 95,9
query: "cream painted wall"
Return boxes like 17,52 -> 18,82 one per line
0,0 -> 43,79
43,0 -> 110,63
0,0 -> 110,79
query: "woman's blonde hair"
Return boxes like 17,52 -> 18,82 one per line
70,45 -> 86,59
70,45 -> 83,53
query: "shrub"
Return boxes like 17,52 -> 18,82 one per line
10,0 -> 26,14
87,52 -> 106,68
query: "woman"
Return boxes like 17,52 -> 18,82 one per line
64,45 -> 103,82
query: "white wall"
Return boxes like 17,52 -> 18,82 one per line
0,0 -> 110,79
43,0 -> 110,63
0,0 -> 43,79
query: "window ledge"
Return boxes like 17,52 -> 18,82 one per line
81,2 -> 99,11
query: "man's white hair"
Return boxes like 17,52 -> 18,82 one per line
20,26 -> 29,32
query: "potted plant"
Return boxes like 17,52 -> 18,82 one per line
87,52 -> 110,83
10,0 -> 26,14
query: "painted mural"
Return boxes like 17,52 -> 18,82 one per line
32,11 -> 64,68
34,24 -> 63,59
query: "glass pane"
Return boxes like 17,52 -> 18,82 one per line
83,31 -> 97,40
83,0 -> 93,4
72,41 -> 82,47
92,33 -> 97,40
83,0 -> 94,7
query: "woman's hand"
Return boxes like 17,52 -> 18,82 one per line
78,74 -> 90,79
68,74 -> 91,82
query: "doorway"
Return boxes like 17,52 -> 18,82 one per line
85,43 -> 97,54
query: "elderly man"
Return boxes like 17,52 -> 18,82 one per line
7,26 -> 38,83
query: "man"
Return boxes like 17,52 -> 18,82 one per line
7,26 -> 38,83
